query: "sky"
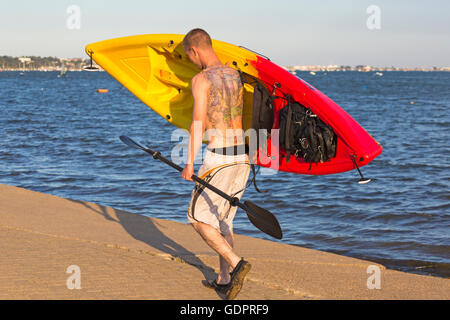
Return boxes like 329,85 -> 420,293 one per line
1,0 -> 449,67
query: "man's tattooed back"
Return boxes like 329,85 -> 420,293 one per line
201,65 -> 244,147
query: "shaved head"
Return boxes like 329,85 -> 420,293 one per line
183,28 -> 213,50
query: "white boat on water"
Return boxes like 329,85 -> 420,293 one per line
310,71 -> 316,75
375,72 -> 383,76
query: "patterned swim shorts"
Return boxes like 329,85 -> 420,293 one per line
187,149 -> 251,235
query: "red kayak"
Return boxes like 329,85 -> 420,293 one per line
248,55 -> 382,175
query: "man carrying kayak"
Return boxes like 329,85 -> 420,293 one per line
180,28 -> 251,300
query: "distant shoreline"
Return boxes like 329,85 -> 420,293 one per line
1,55 -> 448,73
0,69 -> 448,73
0,56 -> 101,72
0,69 -> 104,72
284,65 -> 450,72
0,68 -> 450,73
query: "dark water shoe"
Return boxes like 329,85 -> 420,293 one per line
225,259 -> 252,300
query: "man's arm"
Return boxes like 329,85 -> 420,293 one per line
180,74 -> 209,181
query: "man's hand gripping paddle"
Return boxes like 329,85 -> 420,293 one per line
120,136 -> 283,240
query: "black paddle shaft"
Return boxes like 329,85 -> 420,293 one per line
119,135 -> 283,239
121,136 -> 244,208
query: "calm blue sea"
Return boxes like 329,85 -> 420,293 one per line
1,70 -> 449,278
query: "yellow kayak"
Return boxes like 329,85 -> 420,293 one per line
85,34 -> 258,132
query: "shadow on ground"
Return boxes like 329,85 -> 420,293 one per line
68,199 -> 225,298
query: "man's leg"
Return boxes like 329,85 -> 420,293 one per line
191,221 -> 240,283
218,231 -> 234,284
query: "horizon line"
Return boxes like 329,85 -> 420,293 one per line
1,55 -> 449,70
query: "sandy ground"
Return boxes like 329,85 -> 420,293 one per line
0,184 -> 448,299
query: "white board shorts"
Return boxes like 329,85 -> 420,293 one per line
187,149 -> 251,235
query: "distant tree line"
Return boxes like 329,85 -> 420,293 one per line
0,56 -> 89,70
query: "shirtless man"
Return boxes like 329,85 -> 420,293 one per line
180,28 -> 251,300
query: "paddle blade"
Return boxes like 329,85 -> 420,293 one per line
244,201 -> 282,239
120,135 -> 145,150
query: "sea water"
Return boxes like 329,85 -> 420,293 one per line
0,70 -> 448,278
